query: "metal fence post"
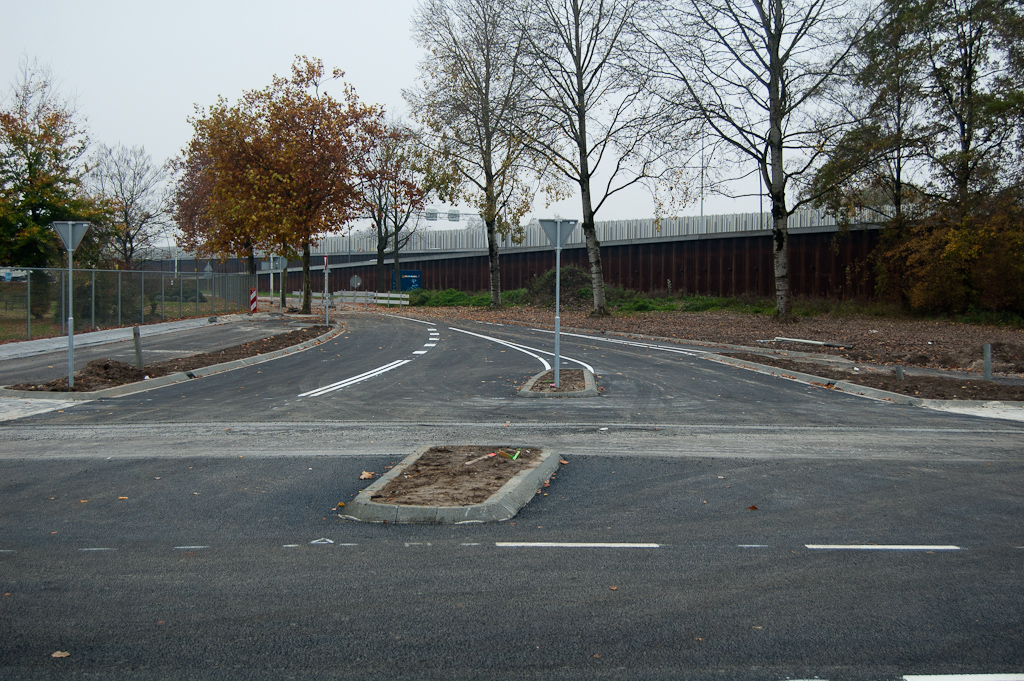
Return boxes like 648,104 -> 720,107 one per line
26,271 -> 31,340
140,271 -> 145,325
91,270 -> 96,329
118,270 -> 122,327
161,273 -> 165,320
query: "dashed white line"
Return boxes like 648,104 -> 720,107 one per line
738,544 -> 769,548
173,546 -> 208,550
78,548 -> 115,552
496,542 -> 660,549
413,350 -> 427,354
805,545 -> 961,551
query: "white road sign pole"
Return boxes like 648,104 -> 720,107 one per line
51,222 -> 91,389
554,241 -> 562,387
539,219 -> 579,388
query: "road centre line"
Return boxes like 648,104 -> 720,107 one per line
451,327 -> 595,373
496,542 -> 660,548
530,328 -> 706,356
299,359 -> 411,397
805,544 -> 962,551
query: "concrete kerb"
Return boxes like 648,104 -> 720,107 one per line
0,322 -> 346,401
518,369 -> 599,398
703,352 -> 1024,411
342,446 -> 560,524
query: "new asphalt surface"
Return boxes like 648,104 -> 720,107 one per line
0,312 -> 1021,680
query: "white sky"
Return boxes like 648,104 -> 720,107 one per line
1,0 -> 758,228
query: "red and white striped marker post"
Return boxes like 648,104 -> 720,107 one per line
249,287 -> 257,313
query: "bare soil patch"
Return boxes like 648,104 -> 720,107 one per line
528,369 -> 586,393
10,325 -> 331,392
371,445 -> 541,506
724,352 -> 1024,401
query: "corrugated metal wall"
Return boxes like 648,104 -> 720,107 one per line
323,227 -> 880,300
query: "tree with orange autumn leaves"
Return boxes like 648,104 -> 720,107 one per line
172,56 -> 382,314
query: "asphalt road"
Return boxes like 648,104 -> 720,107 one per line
0,312 -> 1021,680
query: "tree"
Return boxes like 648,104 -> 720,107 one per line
918,0 -> 1022,210
0,58 -> 102,268
873,0 -> 1024,313
172,56 -> 381,312
649,0 -> 870,317
409,0 -> 541,307
809,0 -> 932,225
518,0 -> 679,316
88,143 -> 170,269
172,99 -> 265,275
357,121 -> 452,293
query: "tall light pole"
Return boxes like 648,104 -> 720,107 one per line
51,222 -> 91,388
539,219 -> 579,387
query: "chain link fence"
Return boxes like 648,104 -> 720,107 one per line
0,268 -> 257,341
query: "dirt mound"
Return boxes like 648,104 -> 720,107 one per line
371,445 -> 540,506
11,325 -> 330,392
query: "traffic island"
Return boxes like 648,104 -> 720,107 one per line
341,445 -> 561,524
518,368 -> 599,398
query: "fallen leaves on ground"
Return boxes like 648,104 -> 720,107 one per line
359,471 -> 375,480
51,651 -> 70,658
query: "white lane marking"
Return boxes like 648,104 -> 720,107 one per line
738,544 -> 769,548
450,327 -> 595,373
0,549 -> 16,553
424,343 -> 436,347
382,314 -> 434,326
310,538 -> 334,545
405,542 -> 432,547
173,546 -> 208,550
450,327 -> 550,370
413,350 -> 428,355
496,542 -> 660,548
530,328 -> 707,357
78,548 -> 115,552
299,359 -> 411,397
282,545 -> 300,548
461,543 -> 481,546
904,676 -> 1024,680
805,545 -> 961,551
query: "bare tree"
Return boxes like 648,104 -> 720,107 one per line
357,121 -> 447,292
89,143 -> 170,269
649,0 -> 871,317
518,0 -> 680,316
408,0 -> 541,307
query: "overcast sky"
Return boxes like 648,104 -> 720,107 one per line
2,0 -> 757,226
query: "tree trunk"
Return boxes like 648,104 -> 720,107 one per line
771,201 -> 792,319
580,185 -> 607,316
280,261 -> 288,310
301,241 -> 312,315
392,232 -> 401,293
376,236 -> 388,293
487,217 -> 501,307
768,5 -> 791,319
